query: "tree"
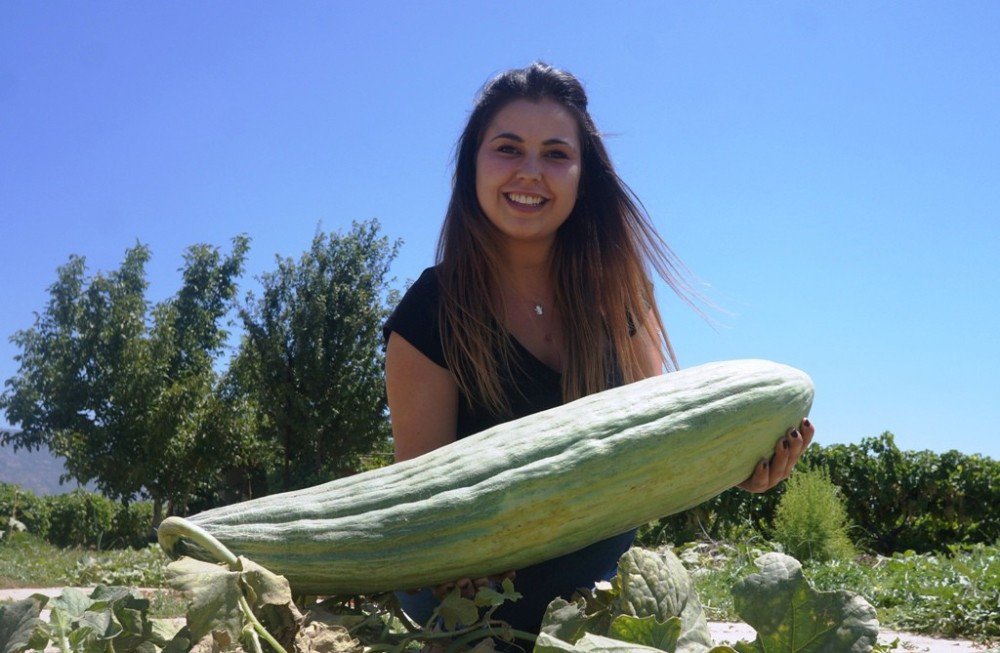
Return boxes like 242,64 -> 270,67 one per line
0,237 -> 252,526
236,220 -> 399,490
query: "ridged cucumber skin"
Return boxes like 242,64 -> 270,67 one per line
158,359 -> 813,595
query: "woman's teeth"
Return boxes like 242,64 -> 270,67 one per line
506,193 -> 545,206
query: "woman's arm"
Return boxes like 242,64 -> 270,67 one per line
385,331 -> 460,461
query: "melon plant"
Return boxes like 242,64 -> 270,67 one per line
158,358 -> 814,596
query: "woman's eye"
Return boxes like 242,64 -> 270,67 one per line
546,150 -> 569,160
497,144 -> 520,155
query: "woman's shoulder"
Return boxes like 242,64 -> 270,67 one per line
408,265 -> 442,297
383,266 -> 447,367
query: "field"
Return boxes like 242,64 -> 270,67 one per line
1,531 -> 996,647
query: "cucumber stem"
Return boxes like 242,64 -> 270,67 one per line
160,516 -> 239,568
240,595 -> 285,653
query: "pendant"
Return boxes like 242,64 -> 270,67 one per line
534,304 -> 544,316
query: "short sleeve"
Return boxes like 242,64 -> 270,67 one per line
383,267 -> 448,369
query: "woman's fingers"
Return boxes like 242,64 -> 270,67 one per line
432,571 -> 516,600
737,417 -> 816,493
800,417 -> 815,446
433,578 -> 472,600
737,458 -> 770,493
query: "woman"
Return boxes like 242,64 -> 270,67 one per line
383,62 -> 813,640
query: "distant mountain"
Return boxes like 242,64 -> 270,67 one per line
0,430 -> 93,495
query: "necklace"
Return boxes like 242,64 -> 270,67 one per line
533,303 -> 544,316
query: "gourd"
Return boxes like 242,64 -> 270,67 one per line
158,358 -> 813,596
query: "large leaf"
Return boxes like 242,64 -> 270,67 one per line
238,556 -> 302,649
608,614 -> 681,651
540,598 -> 591,644
613,548 -> 715,653
731,553 -> 879,653
0,595 -> 48,653
239,556 -> 293,607
166,557 -> 243,646
47,588 -> 93,621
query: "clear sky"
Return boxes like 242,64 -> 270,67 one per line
1,2 -> 997,459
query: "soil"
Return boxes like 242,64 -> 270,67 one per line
2,588 -> 995,652
708,620 -> 995,652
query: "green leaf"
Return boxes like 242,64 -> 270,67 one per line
149,618 -> 186,647
613,548 -> 715,652
79,609 -> 123,641
731,552 -> 879,652
436,588 -> 479,631
166,556 -> 243,644
0,595 -> 48,653
474,578 -> 522,609
49,606 -> 86,652
608,614 -> 681,651
238,556 -> 292,608
48,588 -> 94,621
540,597 -> 591,644
66,623 -> 95,652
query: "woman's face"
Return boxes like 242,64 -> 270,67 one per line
475,98 -> 582,250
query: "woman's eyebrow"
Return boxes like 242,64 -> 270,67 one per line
489,132 -> 577,148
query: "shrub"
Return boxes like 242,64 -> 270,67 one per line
0,482 -> 51,539
770,467 -> 856,562
108,500 -> 155,548
44,489 -> 118,548
805,433 -> 1000,553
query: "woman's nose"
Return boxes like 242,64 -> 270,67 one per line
516,155 -> 542,180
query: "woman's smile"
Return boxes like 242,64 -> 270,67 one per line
475,98 -> 581,246
504,192 -> 548,209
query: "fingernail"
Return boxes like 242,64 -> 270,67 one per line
791,429 -> 801,439
803,418 -> 811,428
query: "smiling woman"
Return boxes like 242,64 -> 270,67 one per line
380,62 -> 814,643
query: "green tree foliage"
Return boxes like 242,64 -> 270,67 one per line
235,220 -> 399,490
769,467 -> 856,562
0,238 -> 252,525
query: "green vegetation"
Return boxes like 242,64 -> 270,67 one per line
1,483 -> 154,550
680,538 -> 999,645
0,532 -> 166,589
0,237 -> 251,527
2,529 -> 996,644
233,221 -> 399,491
769,467 -> 855,562
0,220 -> 401,529
638,432 -> 1000,555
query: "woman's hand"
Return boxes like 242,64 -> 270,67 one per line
737,418 -> 815,493
431,571 -> 517,600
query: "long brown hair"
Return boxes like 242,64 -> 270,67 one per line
437,62 -> 694,416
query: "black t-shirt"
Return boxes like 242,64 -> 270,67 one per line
383,266 -> 566,437
382,265 -> 636,635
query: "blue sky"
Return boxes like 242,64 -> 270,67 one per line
1,2 -> 997,459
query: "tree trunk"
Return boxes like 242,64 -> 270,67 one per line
151,495 -> 164,538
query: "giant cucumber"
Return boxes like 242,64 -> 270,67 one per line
158,358 -> 814,595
